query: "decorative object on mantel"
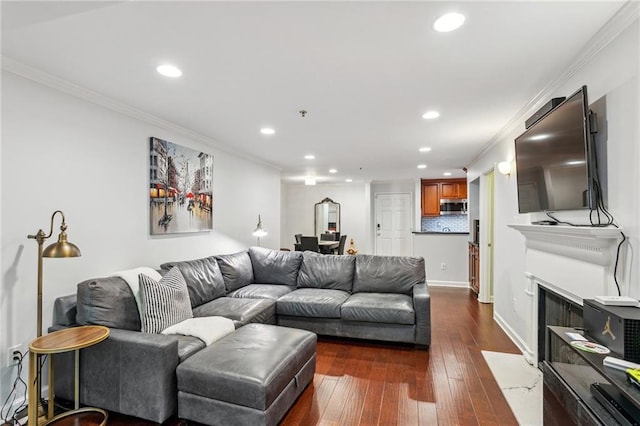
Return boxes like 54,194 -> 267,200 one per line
149,137 -> 213,235
27,210 -> 82,420
346,238 -> 358,256
252,214 -> 267,246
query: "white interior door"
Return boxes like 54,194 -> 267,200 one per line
375,193 -> 412,256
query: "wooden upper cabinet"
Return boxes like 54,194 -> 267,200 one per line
421,178 -> 468,216
421,183 -> 440,216
440,179 -> 467,199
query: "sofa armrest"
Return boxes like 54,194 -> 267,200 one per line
53,328 -> 180,423
413,283 -> 431,346
52,294 -> 78,327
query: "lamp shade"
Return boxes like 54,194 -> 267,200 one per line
42,231 -> 81,258
497,161 -> 512,176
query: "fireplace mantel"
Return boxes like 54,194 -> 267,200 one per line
508,224 -> 623,265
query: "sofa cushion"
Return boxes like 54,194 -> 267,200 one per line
341,293 -> 415,325
215,251 -> 254,292
76,276 -> 141,331
353,255 -> 426,295
175,335 -> 206,363
277,288 -> 349,319
228,284 -> 295,301
297,252 -> 354,292
138,267 -> 193,334
160,256 -> 225,308
248,247 -> 303,286
193,297 -> 276,328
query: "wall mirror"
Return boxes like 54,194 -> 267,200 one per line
314,197 -> 340,236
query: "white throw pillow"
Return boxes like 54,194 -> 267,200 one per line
138,266 -> 193,334
162,317 -> 235,346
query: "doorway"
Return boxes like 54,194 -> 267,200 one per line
479,170 -> 494,303
374,193 -> 412,256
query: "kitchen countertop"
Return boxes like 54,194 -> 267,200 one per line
413,231 -> 469,235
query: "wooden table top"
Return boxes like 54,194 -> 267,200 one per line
30,325 -> 110,354
318,241 -> 339,247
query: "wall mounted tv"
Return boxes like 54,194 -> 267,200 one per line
514,86 -> 594,214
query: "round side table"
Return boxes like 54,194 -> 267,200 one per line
28,325 -> 110,425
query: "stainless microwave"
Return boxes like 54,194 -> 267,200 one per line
440,199 -> 467,215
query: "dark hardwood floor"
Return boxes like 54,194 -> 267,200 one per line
107,287 -> 521,425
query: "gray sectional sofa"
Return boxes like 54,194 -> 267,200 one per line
51,247 -> 430,423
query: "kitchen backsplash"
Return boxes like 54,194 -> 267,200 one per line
421,215 -> 469,232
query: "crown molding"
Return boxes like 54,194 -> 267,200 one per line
1,56 -> 281,172
467,1 -> 639,167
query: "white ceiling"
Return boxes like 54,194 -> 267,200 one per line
1,1 -> 626,184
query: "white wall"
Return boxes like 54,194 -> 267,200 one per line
413,234 -> 468,286
281,183 -> 369,253
0,72 -> 282,401
467,18 -> 639,352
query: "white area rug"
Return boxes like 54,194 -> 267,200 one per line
482,351 -> 543,426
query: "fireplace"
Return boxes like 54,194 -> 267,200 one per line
537,285 -> 583,367
508,223 -> 622,366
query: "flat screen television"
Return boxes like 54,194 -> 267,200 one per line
514,86 -> 594,214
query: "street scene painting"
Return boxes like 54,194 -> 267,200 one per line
149,137 -> 213,235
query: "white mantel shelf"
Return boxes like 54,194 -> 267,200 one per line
508,224 -> 623,266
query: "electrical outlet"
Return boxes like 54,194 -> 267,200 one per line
7,344 -> 22,366
440,262 -> 447,271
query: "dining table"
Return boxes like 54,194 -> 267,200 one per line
318,240 -> 339,254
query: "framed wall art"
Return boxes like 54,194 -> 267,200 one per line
149,137 -> 213,235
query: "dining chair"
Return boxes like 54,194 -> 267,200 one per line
294,233 -> 303,244
294,243 -> 302,251
337,235 -> 347,255
320,233 -> 336,241
300,236 -> 320,252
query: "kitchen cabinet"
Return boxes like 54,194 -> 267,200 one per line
421,179 -> 468,217
469,242 -> 479,294
421,182 -> 440,216
440,179 -> 467,199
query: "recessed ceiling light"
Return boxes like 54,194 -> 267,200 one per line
433,12 -> 465,33
345,179 -> 353,183
260,128 -> 275,135
422,111 -> 440,120
443,172 -> 452,176
304,154 -> 315,160
156,64 -> 182,78
419,147 -> 432,152
417,164 -> 427,169
329,169 -> 337,174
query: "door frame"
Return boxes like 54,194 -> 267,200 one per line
478,168 -> 495,304
373,192 -> 413,256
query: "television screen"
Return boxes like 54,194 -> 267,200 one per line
514,86 -> 592,214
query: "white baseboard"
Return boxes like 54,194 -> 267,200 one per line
427,280 -> 469,288
493,311 -> 534,365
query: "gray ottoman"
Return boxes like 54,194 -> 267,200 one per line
177,323 -> 316,426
